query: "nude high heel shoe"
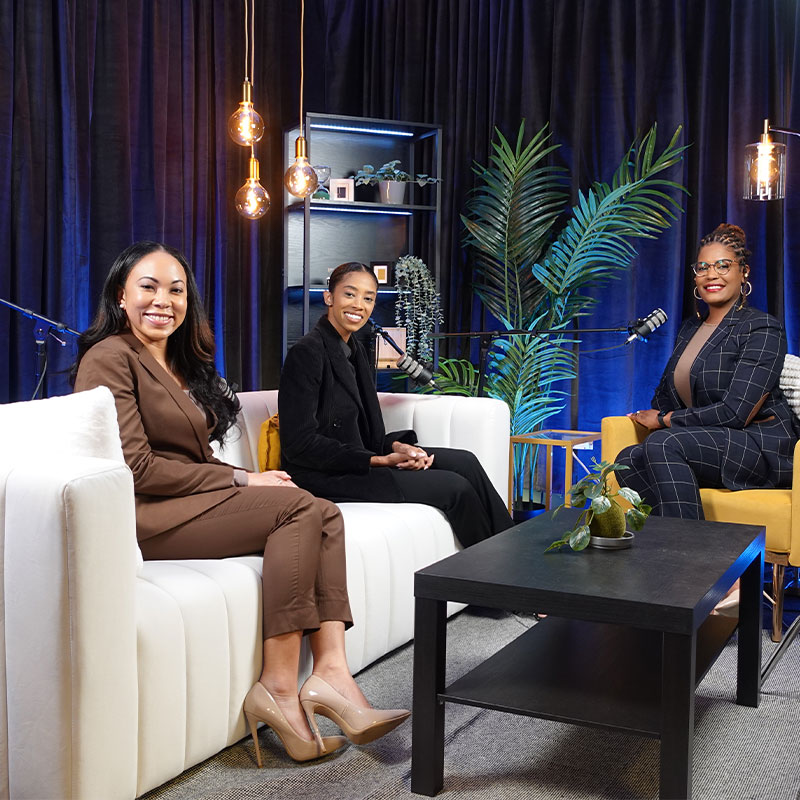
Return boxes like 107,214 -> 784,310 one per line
243,682 -> 347,766
299,674 -> 411,746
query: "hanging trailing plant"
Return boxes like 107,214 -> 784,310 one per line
394,254 -> 444,363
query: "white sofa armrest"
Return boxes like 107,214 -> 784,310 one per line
4,458 -> 139,800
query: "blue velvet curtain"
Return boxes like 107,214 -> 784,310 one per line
1,0 -> 798,435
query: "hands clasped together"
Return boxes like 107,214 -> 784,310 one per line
370,441 -> 435,470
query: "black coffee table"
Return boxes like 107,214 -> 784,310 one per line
411,511 -> 764,800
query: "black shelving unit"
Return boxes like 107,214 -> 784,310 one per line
282,113 -> 442,361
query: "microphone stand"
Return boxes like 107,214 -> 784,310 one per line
432,326 -> 630,397
0,297 -> 81,400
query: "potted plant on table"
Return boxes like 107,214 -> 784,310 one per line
354,160 -> 441,204
545,459 -> 651,552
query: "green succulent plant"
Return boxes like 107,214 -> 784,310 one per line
354,160 -> 442,186
545,459 -> 652,552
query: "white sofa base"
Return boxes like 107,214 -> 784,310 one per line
1,388 -> 509,799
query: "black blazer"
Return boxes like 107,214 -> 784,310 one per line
278,316 -> 416,501
651,304 -> 800,488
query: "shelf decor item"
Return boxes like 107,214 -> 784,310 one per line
283,0 -> 319,199
329,178 -> 354,202
545,459 -> 651,552
355,160 -> 441,204
394,255 -> 443,364
312,165 -> 331,199
370,262 -> 390,284
230,0 -> 269,220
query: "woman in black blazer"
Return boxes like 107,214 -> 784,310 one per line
618,223 -> 800,519
279,262 -> 513,548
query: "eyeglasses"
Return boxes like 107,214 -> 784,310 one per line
691,259 -> 734,276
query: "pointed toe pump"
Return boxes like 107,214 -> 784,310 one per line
300,674 -> 411,746
243,682 -> 347,766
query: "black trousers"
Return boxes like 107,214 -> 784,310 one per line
324,447 -> 513,547
615,427 -> 767,519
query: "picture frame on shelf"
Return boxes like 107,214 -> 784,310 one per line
376,327 -> 407,369
329,178 -> 354,202
370,261 -> 391,284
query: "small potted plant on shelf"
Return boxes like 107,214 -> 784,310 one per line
545,459 -> 651,552
354,160 -> 441,204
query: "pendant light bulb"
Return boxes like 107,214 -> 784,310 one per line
743,118 -> 786,201
228,81 -> 265,146
236,156 -> 270,219
284,136 -> 319,198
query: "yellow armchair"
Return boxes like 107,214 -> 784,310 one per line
601,415 -> 800,643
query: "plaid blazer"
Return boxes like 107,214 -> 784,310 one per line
651,304 -> 800,488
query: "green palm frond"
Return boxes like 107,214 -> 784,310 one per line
461,121 -> 568,329
532,126 -> 688,313
486,332 -> 577,435
440,122 -> 687,458
423,358 -> 480,396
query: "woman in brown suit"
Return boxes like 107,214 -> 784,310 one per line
73,242 -> 408,766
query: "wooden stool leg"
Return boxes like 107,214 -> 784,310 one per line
772,563 -> 786,643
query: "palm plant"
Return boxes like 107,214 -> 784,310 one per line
436,121 -> 688,504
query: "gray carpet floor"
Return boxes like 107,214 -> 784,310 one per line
141,609 -> 800,800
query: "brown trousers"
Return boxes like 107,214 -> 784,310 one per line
139,486 -> 352,640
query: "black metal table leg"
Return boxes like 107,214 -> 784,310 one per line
411,596 -> 447,795
660,631 -> 696,799
738,551 -> 763,705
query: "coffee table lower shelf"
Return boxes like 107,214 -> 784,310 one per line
441,614 -> 738,738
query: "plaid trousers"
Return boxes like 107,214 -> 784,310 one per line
615,427 -> 770,519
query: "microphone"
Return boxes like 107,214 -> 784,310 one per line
395,353 -> 441,391
625,308 -> 668,344
369,318 -> 441,390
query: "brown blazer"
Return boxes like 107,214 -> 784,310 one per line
74,332 -> 241,540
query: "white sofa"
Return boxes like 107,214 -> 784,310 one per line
0,387 -> 509,800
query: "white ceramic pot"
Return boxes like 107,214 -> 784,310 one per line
378,180 -> 407,204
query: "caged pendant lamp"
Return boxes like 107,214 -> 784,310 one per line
231,0 -> 269,219
284,0 -> 318,199
743,118 -> 800,201
743,119 -> 788,201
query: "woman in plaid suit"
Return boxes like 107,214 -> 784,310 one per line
617,223 -> 800,519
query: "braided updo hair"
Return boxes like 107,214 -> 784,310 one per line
698,223 -> 751,271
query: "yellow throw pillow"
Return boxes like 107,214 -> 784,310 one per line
257,413 -> 281,472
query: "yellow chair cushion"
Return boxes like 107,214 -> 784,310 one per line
601,414 -> 795,559
700,487 -> 792,554
257,413 -> 281,472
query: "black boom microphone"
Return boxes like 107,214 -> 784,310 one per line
625,308 -> 668,344
369,319 -> 441,390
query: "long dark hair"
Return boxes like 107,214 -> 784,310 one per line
72,241 -> 240,443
